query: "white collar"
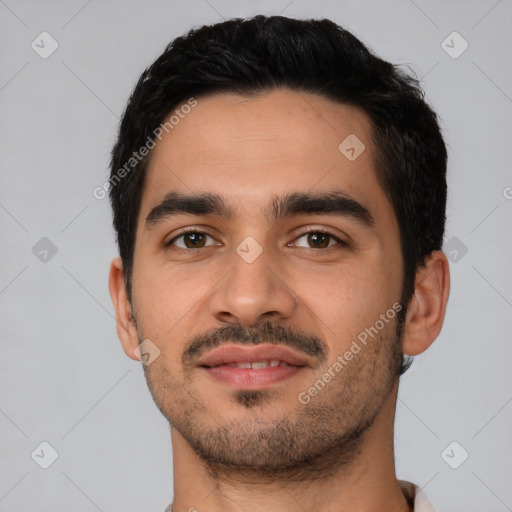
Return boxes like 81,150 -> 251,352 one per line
399,480 -> 437,511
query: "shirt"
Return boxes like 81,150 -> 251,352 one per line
399,480 -> 437,511
164,480 -> 435,511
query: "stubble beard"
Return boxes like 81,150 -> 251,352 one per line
140,317 -> 405,484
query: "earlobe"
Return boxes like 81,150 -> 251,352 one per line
401,250 -> 450,356
108,257 -> 140,360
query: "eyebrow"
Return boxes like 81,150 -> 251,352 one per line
144,190 -> 375,229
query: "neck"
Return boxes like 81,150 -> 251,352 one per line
170,382 -> 411,512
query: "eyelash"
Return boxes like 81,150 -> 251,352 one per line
165,227 -> 349,252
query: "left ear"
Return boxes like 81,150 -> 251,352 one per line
401,250 -> 450,356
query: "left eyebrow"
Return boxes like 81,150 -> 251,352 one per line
144,190 -> 375,229
269,190 -> 375,227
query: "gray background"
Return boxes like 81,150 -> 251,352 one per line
1,0 -> 511,510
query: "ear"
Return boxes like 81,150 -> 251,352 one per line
401,250 -> 450,356
109,257 -> 140,360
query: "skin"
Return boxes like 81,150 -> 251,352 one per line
109,89 -> 450,512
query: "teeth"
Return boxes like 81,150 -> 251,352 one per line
227,362 -> 251,368
251,360 -> 268,369
225,359 -> 291,369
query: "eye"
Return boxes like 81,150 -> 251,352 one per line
166,230 -> 217,250
291,230 -> 347,249
164,228 -> 348,252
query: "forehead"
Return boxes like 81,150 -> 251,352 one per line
140,89 -> 389,224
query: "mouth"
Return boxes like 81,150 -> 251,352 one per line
212,359 -> 296,369
197,344 -> 309,390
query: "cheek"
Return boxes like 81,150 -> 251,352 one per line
131,260 -> 219,341
291,260 -> 400,347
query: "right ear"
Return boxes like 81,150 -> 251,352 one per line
108,257 -> 140,360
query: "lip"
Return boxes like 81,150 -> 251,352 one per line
197,344 -> 311,368
197,344 -> 310,390
204,365 -> 303,389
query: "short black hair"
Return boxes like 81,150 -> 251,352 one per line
109,15 -> 447,374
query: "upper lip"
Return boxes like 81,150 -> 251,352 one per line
197,344 -> 310,368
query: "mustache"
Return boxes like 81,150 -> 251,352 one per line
182,320 -> 328,366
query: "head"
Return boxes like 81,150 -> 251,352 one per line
108,15 -> 449,477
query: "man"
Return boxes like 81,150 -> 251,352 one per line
108,15 -> 450,512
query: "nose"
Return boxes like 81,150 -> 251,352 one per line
207,241 -> 297,327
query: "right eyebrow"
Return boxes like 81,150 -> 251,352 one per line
145,192 -> 234,229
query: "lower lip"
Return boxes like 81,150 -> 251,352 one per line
203,365 -> 303,389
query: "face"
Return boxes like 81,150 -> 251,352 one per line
126,89 -> 405,475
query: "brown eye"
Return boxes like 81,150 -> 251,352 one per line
182,232 -> 207,248
306,232 -> 330,248
167,231 -> 215,249
293,231 -> 345,249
